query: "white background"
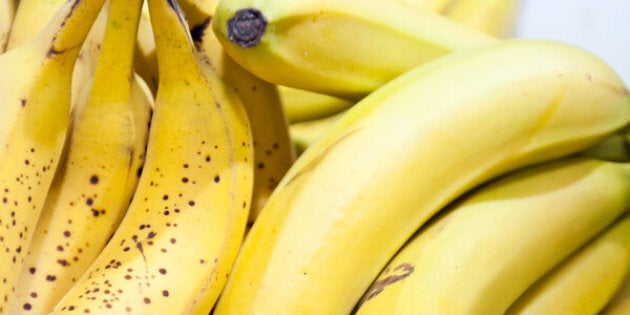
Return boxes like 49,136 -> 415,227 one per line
515,0 -> 630,85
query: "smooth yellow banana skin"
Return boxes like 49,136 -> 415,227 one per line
0,0 -> 17,52
290,109 -> 347,155
444,0 -> 521,38
50,0 -> 253,313
356,158 -> 630,314
280,85 -> 355,123
213,39 -> 630,315
8,0 -> 151,313
505,214 -> 630,315
601,272 -> 630,314
212,0 -> 498,100
133,2 -> 158,95
0,0 -> 107,312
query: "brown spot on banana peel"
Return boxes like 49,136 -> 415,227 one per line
227,8 -> 267,48
357,263 -> 415,307
190,18 -> 211,43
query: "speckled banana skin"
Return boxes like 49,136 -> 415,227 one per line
50,0 -> 254,313
8,1 -> 152,313
0,0 -> 108,312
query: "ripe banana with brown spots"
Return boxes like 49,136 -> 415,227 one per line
8,0 -> 152,313
213,39 -> 630,314
0,0 -> 108,312
50,0 -> 253,313
211,0 -> 498,100
181,0 -> 295,225
355,157 -> 630,314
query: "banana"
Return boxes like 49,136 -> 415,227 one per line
184,0 -> 296,224
280,85 -> 355,123
290,109 -> 347,155
355,158 -> 630,314
601,273 -> 630,314
211,0 -> 498,100
8,0 -> 151,313
212,39 -> 630,315
581,130 -> 630,162
133,1 -> 158,96
444,0 -> 521,38
6,0 -> 68,50
0,0 -> 17,53
505,214 -> 630,315
50,0 -> 253,313
0,0 -> 107,312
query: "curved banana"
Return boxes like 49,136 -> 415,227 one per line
505,214 -> 630,315
50,0 -> 253,313
290,109 -> 347,155
0,0 -> 17,53
280,85 -> 355,123
184,0 -> 296,224
6,0 -> 68,50
444,0 -> 521,38
8,0 -> 151,313
0,0 -> 107,312
213,39 -> 630,315
355,158 -> 630,314
133,2 -> 158,96
211,0 -> 498,100
601,273 -> 630,314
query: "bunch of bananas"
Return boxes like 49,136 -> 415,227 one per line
0,0 -> 628,314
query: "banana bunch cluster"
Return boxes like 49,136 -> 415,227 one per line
0,0 -> 628,314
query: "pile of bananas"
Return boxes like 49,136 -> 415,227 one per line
0,0 -> 629,314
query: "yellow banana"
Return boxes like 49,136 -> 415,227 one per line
505,214 -> 630,315
444,0 -> 521,38
355,158 -> 630,314
290,109 -> 347,155
0,0 -> 17,52
8,0 -> 151,313
601,273 -> 630,314
0,0 -> 107,312
280,85 -> 355,123
50,0 -> 253,313
211,0 -> 498,100
182,0 -> 296,224
6,0 -> 68,50
133,1 -> 158,95
213,39 -> 630,315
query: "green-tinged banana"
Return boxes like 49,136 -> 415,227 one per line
601,273 -> 630,314
355,158 -> 630,314
581,130 -> 630,162
213,39 -> 630,315
8,0 -> 151,313
211,0 -> 498,100
280,85 -> 355,123
290,109 -> 347,155
505,214 -> 630,315
50,0 -> 253,313
0,0 -> 17,52
0,0 -> 107,312
184,0 -> 295,225
133,1 -> 158,95
444,0 -> 521,38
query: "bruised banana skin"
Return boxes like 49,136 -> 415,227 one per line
213,39 -> 630,315
50,0 -> 253,313
356,157 -> 630,315
0,0 -> 17,52
212,0 -> 498,100
0,0 -> 107,312
443,0 -> 521,38
187,6 -> 296,225
505,214 -> 630,315
9,0 -> 151,313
